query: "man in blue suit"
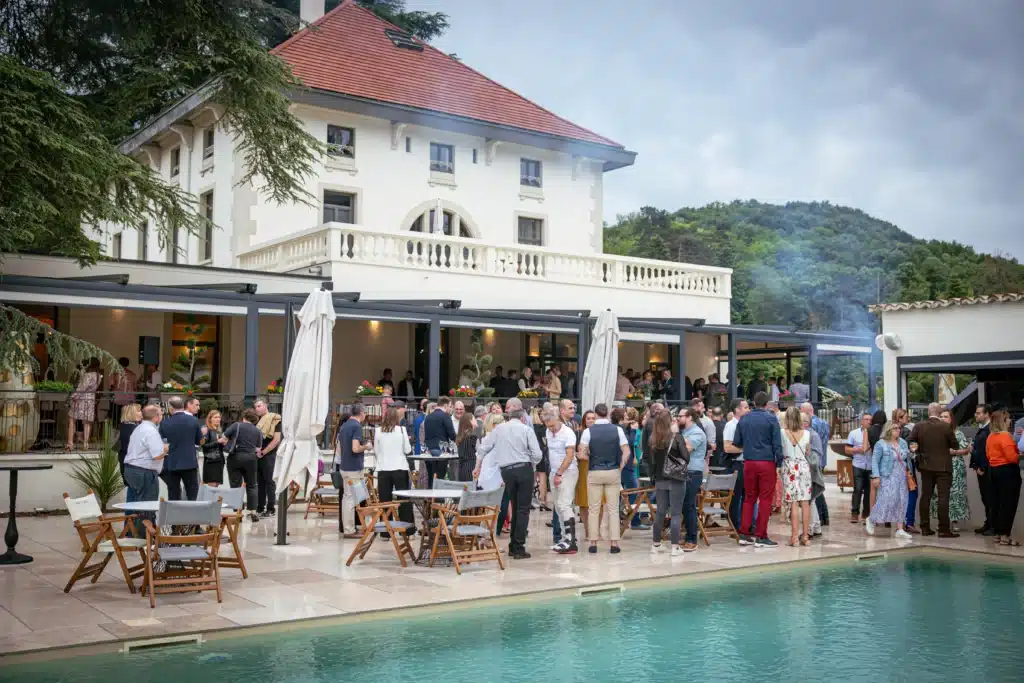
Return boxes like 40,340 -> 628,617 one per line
159,395 -> 204,500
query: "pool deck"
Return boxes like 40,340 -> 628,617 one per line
3,483 -> 1023,656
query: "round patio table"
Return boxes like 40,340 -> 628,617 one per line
0,463 -> 54,565
393,488 -> 465,565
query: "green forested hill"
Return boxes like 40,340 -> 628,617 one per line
604,201 -> 1024,333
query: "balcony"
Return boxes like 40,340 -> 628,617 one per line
238,224 -> 732,319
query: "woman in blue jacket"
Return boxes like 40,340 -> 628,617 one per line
866,421 -> 913,540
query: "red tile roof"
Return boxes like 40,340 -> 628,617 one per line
272,0 -> 623,148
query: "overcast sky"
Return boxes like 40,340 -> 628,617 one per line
430,0 -> 1024,259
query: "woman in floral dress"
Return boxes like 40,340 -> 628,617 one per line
66,358 -> 101,450
932,409 -> 971,531
866,421 -> 913,540
780,407 -> 812,546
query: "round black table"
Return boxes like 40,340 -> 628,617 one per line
1,463 -> 54,565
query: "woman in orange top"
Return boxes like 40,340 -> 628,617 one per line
986,410 -> 1021,546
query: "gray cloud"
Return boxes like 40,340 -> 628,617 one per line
431,0 -> 1024,258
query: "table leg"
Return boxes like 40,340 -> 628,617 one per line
0,471 -> 33,565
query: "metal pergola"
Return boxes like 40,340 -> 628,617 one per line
0,274 -> 876,404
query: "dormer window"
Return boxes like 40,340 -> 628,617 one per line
520,158 -> 542,187
327,125 -> 355,158
385,28 -> 424,51
430,143 -> 454,174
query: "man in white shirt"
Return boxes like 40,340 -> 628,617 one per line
723,398 -> 750,533
452,400 -> 465,434
579,403 -> 630,553
543,406 -> 579,554
123,404 -> 167,533
845,412 -> 873,522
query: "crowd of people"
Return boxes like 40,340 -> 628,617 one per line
332,387 -> 1023,559
846,402 -> 1023,547
116,394 -> 284,529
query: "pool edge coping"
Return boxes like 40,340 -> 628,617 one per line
2,544 -> 1021,664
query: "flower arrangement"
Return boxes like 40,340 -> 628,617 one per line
161,380 -> 195,395
626,390 -> 646,401
355,380 -> 383,396
267,379 -> 284,394
517,389 -> 540,398
449,385 -> 476,398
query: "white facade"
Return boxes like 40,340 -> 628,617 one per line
96,89 -> 731,324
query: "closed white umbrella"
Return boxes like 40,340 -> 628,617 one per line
273,289 -> 336,542
581,309 -> 619,411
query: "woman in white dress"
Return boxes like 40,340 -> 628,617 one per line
780,407 -> 813,546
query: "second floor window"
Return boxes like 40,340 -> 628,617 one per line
111,233 -> 122,259
326,125 -> 355,158
517,217 -> 544,246
199,190 -> 214,261
323,189 -> 355,224
430,143 -> 454,173
202,129 -> 214,160
170,147 -> 181,179
521,158 -> 542,187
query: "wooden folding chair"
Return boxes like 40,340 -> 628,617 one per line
364,471 -> 380,504
199,484 -> 248,578
304,478 -> 341,518
345,478 -> 416,567
619,485 -> 656,536
63,491 -> 147,593
429,485 -> 505,575
698,472 -> 739,545
141,499 -> 223,608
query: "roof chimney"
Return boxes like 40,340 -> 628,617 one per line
300,0 -> 325,24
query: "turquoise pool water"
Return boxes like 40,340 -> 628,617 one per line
6,555 -> 1024,682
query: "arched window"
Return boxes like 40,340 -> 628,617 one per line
409,209 -> 473,238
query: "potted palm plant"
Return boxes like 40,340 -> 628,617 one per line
68,424 -> 124,510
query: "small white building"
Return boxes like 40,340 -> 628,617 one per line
870,293 -> 1024,414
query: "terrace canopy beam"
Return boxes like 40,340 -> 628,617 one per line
62,273 -> 130,285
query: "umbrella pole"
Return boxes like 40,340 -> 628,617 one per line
275,490 -> 288,545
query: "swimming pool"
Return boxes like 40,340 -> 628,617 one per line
5,553 -> 1023,682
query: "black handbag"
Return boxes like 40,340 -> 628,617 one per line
661,436 -> 688,481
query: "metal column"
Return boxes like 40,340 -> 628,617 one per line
727,334 -> 738,401
244,305 -> 259,405
428,316 -> 441,399
809,343 -> 820,404
282,302 -> 296,383
785,352 -> 792,386
867,350 -> 877,409
676,330 -> 687,402
276,301 -> 296,547
577,317 -> 589,403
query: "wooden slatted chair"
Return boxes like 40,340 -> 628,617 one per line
697,472 -> 739,545
619,485 -> 656,536
304,478 -> 341,518
141,499 -> 223,608
63,491 -> 147,594
344,478 -> 416,567
198,484 -> 248,578
429,485 -> 505,575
